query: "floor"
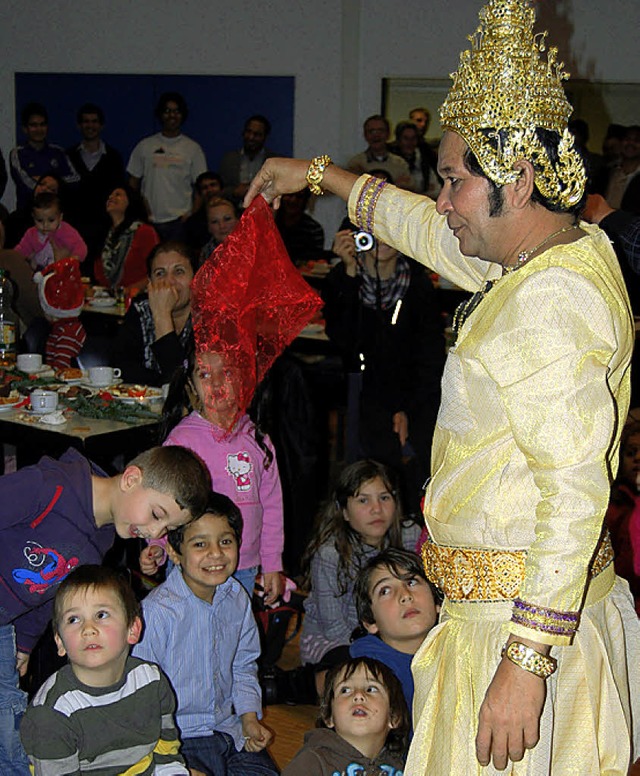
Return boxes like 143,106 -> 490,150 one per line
263,616 -> 320,771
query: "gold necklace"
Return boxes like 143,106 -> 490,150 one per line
503,223 -> 579,275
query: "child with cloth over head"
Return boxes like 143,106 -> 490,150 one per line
140,194 -> 322,601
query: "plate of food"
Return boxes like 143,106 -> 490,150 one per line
57,384 -> 95,401
0,390 -> 23,411
88,297 -> 117,308
108,384 -> 163,404
57,367 -> 86,384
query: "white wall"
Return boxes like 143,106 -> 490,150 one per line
1,0 -> 638,236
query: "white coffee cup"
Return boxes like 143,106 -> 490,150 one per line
17,353 -> 42,373
88,366 -> 121,386
30,389 -> 58,414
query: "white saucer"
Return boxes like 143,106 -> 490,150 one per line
17,365 -> 55,378
89,297 -> 117,308
0,398 -> 23,412
80,378 -> 123,390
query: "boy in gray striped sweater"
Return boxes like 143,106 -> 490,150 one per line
20,565 -> 190,775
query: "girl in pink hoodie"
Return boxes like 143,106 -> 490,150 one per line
141,349 -> 284,603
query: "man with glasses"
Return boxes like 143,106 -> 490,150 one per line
127,92 -> 207,240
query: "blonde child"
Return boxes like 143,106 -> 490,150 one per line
299,460 -> 421,672
141,348 -> 284,601
15,192 -> 87,272
283,656 -> 409,775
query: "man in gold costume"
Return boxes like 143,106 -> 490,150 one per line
245,1 -> 640,772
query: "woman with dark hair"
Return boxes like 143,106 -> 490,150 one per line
111,240 -> 196,386
94,185 -> 159,292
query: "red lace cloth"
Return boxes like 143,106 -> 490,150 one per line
191,195 -> 322,428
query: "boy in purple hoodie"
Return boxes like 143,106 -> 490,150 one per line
0,445 -> 210,774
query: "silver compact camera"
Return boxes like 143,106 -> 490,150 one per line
353,230 -> 375,252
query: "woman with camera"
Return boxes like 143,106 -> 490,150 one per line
324,228 -> 445,516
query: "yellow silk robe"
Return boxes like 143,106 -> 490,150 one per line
349,176 -> 640,775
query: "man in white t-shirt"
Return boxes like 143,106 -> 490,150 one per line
128,92 -> 207,240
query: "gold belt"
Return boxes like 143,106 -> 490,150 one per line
421,531 -> 614,603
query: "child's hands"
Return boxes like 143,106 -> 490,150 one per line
241,712 -> 273,752
16,651 -> 30,677
262,571 -> 284,605
49,234 -> 69,262
140,544 -> 165,576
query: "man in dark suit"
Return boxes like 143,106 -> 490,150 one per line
219,115 -> 277,206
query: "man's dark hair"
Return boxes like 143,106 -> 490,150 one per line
364,114 -> 390,134
394,120 -> 420,143
462,127 -> 586,217
77,103 -> 105,125
244,114 -> 271,136
21,102 -> 48,127
155,92 -> 188,123
195,171 -> 224,193
54,565 -> 141,634
168,491 -> 243,555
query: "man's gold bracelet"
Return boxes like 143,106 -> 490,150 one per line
502,641 -> 557,679
305,155 -> 332,196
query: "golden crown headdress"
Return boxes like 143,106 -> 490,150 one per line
439,0 -> 586,208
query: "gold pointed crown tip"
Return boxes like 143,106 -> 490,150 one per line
439,0 -> 585,208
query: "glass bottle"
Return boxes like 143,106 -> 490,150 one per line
0,269 -> 17,367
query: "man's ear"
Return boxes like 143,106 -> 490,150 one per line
120,465 -> 143,492
363,620 -> 379,636
127,617 -> 143,646
54,632 -> 67,658
508,160 -> 536,210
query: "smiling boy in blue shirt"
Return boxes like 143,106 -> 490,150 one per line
133,491 -> 279,776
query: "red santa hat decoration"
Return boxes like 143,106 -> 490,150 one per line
34,257 -> 85,319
